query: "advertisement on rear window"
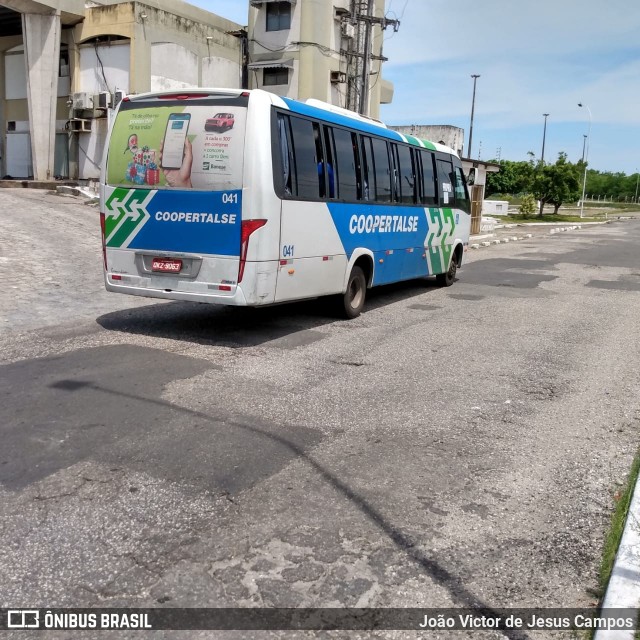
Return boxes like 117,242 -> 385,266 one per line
107,105 -> 246,191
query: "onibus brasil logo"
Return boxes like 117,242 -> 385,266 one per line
104,188 -> 155,249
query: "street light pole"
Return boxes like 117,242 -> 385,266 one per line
467,74 -> 480,159
541,113 -> 549,165
578,103 -> 592,218
635,169 -> 639,204
581,134 -> 587,163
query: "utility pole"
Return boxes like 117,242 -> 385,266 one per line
635,169 -> 639,204
359,0 -> 374,115
467,74 -> 480,159
345,0 -> 399,116
540,113 -> 549,165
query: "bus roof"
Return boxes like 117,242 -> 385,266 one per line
278,95 -> 457,157
118,88 -> 458,157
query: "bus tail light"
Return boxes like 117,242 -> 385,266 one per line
99,211 -> 107,270
238,219 -> 267,283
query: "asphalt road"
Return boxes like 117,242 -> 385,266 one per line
1,189 -> 639,639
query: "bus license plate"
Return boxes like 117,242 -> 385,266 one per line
152,258 -> 182,273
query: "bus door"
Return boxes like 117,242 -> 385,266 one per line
274,113 -> 347,303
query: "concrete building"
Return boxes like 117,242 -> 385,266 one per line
390,124 -> 465,158
0,0 -> 243,180
247,0 -> 394,119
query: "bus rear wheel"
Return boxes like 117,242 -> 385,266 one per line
436,257 -> 457,287
341,266 -> 366,318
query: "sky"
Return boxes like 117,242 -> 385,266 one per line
192,0 -> 640,174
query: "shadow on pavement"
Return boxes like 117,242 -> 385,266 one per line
42,372 -> 528,639
95,278 -> 443,348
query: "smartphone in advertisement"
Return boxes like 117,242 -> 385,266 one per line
161,113 -> 191,169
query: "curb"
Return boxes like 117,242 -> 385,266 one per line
468,222 -> 608,250
594,469 -> 640,640
468,233 -> 533,249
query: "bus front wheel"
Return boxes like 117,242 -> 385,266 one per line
342,266 -> 366,318
436,258 -> 457,287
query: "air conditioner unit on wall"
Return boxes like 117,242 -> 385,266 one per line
342,23 -> 356,39
330,71 -> 347,84
72,92 -> 93,110
94,92 -> 111,110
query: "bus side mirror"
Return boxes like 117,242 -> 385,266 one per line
467,167 -> 477,186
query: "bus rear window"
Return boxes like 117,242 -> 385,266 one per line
107,101 -> 246,191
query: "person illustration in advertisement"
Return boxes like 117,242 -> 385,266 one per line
160,112 -> 193,188
161,138 -> 193,189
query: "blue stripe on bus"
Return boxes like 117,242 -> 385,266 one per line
281,98 -> 405,142
326,202 -> 432,285
127,190 -> 242,255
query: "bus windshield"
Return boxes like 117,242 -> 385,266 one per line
106,98 -> 247,192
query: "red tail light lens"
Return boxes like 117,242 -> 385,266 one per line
158,93 -> 204,100
99,211 -> 107,270
238,219 -> 267,283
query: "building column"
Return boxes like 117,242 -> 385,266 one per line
22,10 -> 60,181
298,0 -> 332,102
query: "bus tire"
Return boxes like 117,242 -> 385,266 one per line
436,257 -> 457,287
342,266 -> 367,318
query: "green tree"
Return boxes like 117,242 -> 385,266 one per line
531,153 -> 582,215
519,193 -> 537,215
485,159 -> 535,197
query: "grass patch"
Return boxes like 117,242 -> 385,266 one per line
500,214 -> 604,223
599,449 -> 640,593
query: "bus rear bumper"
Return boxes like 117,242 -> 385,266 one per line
104,277 -> 250,306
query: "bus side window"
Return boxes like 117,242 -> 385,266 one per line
277,113 -> 294,196
288,114 -> 322,200
360,136 -> 375,201
331,126 -> 359,202
454,165 -> 471,213
371,137 -> 392,203
396,144 -> 416,205
420,150 -> 437,206
321,125 -> 336,199
436,158 -> 454,207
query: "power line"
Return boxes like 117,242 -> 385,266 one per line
344,0 -> 399,115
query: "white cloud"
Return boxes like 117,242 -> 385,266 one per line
383,0 -> 640,67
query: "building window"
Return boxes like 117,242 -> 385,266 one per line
59,47 -> 70,78
263,67 -> 289,86
266,2 -> 292,31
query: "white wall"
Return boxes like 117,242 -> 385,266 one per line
5,52 -> 27,100
150,43 -> 198,91
79,42 -> 130,94
5,48 -> 71,101
483,200 -> 510,216
6,133 -> 31,177
78,118 -> 108,180
201,56 -> 240,88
